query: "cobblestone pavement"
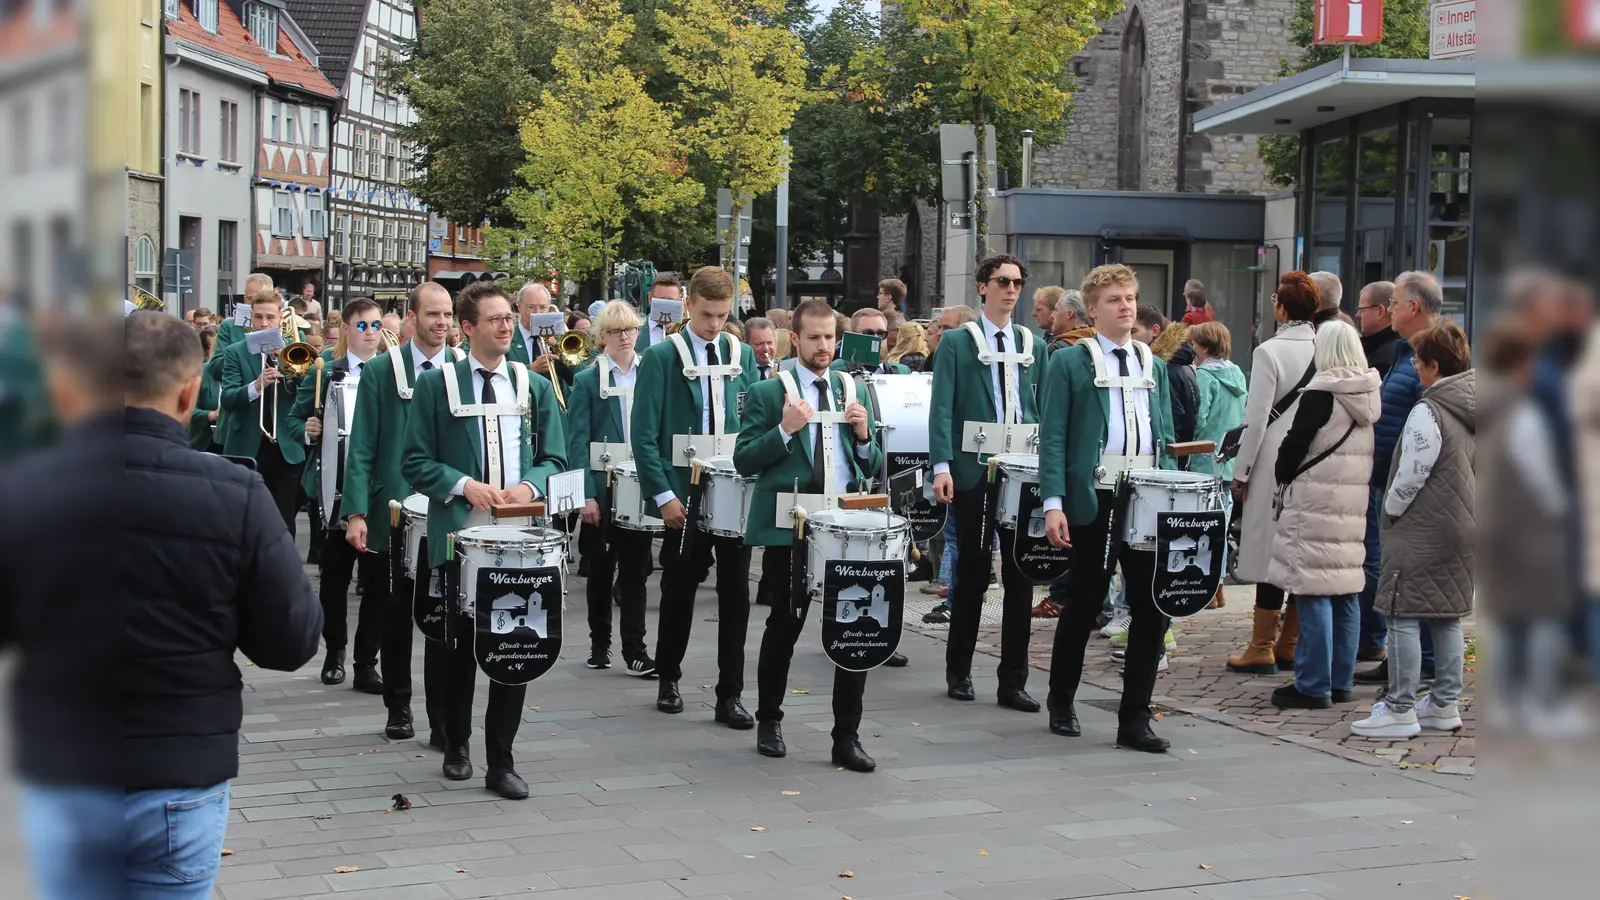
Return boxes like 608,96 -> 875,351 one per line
925,581 -> 1478,777
215,540 -> 1475,900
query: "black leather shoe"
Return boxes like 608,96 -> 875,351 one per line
998,688 -> 1041,713
352,664 -> 384,695
1354,660 -> 1389,684
320,649 -> 346,686
1049,704 -> 1081,737
885,651 -> 909,668
1116,723 -> 1171,753
947,677 -> 975,702
486,769 -> 529,800
1271,682 -> 1332,710
715,697 -> 755,730
656,680 -> 683,714
1331,689 -> 1357,704
442,745 -> 473,781
831,740 -> 876,772
385,708 -> 415,740
756,721 -> 786,758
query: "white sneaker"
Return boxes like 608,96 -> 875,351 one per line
1415,694 -> 1463,731
1110,627 -> 1177,650
1526,702 -> 1596,740
1349,700 -> 1421,739
1115,654 -> 1168,675
1100,614 -> 1131,639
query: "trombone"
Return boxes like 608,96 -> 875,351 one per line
260,316 -> 319,442
538,329 -> 593,412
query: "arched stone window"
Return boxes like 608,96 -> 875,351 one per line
134,235 -> 158,294
1117,8 -> 1148,191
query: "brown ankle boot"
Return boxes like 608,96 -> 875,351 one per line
1207,585 -> 1226,609
1227,608 -> 1280,674
1275,602 -> 1300,671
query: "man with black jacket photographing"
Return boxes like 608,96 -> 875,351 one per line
0,311 -> 321,900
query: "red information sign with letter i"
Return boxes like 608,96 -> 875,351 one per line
1314,0 -> 1385,45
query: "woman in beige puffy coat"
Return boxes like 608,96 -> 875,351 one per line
1265,321 -> 1381,710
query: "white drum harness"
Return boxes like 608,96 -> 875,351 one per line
774,368 -> 860,518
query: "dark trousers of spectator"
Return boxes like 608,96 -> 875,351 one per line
1048,492 -> 1166,729
946,487 -> 1033,693
255,442 -> 302,537
756,546 -> 786,607
320,525 -> 381,666
440,567 -> 525,774
370,552 -> 447,736
754,545 -> 867,742
653,530 -> 751,700
587,520 -> 652,661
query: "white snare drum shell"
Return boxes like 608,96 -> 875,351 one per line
804,509 -> 912,599
611,461 -> 665,532
992,453 -> 1039,530
1121,469 -> 1223,550
699,456 -> 755,538
455,525 -> 568,614
401,493 -> 429,578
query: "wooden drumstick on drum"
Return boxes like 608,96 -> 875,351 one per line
313,357 -> 326,411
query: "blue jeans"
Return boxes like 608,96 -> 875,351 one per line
1359,486 -> 1387,650
1294,594 -> 1360,697
21,784 -> 122,900
124,782 -> 231,899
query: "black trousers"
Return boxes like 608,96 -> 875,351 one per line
754,545 -> 866,742
319,525 -> 382,665
440,565 -> 525,773
255,441 -> 302,537
1047,492 -> 1167,728
653,529 -> 750,698
587,516 -> 651,660
370,551 -> 447,733
756,546 -> 786,607
947,486 -> 1033,692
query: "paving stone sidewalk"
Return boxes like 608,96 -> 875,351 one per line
216,541 -> 1475,900
931,581 -> 1478,776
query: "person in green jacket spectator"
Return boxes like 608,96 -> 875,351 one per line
1189,321 -> 1248,481
187,325 -> 222,451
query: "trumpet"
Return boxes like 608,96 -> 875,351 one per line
538,329 -> 593,412
131,285 -> 164,311
260,316 -> 318,442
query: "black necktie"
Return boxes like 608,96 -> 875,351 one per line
421,361 -> 433,371
759,364 -> 769,380
479,368 -> 497,487
355,361 -> 364,376
705,341 -> 719,365
812,377 -> 830,492
994,330 -> 1008,422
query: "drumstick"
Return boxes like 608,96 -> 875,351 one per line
313,357 -> 326,411
389,499 -> 402,529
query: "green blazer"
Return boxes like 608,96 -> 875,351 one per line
285,349 -> 351,500
217,340 -> 308,465
342,343 -> 448,549
507,330 -> 578,397
927,321 -> 1043,492
629,331 -> 757,516
829,359 -> 911,376
186,362 -> 220,450
1038,339 -> 1178,526
733,371 -> 884,547
565,360 -> 631,500
207,320 -> 247,443
401,356 -> 568,569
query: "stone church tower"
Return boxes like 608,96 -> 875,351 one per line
879,1 -> 1300,311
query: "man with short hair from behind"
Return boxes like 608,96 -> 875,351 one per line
1,312 -> 319,900
1181,279 -> 1213,325
1309,271 -> 1344,326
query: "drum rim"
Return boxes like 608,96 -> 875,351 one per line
1126,469 -> 1219,488
402,493 -> 430,513
455,525 -> 566,551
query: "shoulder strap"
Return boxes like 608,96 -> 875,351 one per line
1270,361 -> 1317,424
961,321 -> 987,359
1289,422 -> 1358,483
777,369 -> 802,402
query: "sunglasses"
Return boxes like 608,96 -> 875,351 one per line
988,276 -> 1026,289
353,320 -> 384,332
859,329 -> 889,338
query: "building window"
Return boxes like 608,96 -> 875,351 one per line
134,235 -> 158,294
353,130 -> 367,176
352,217 -> 366,260
177,89 -> 200,156
306,193 -> 327,240
217,221 -> 237,300
334,214 -> 349,259
310,111 -> 323,149
370,218 -> 383,260
246,2 -> 279,52
219,100 -> 238,163
272,190 -> 295,237
367,135 -> 380,181
266,99 -> 278,142
398,222 -> 411,263
49,88 -> 70,159
384,221 -> 396,262
11,100 -> 27,174
414,235 -> 425,264
384,138 -> 398,183
197,0 -> 218,34
140,83 -> 157,171
283,104 -> 296,146
165,0 -> 179,20
1116,8 -> 1148,191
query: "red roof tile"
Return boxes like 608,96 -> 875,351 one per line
166,1 -> 337,100
0,2 -> 79,63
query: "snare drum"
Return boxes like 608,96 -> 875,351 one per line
699,456 -> 755,538
400,493 -> 429,579
991,453 -> 1039,530
454,525 -> 567,616
1121,469 -> 1226,550
865,373 -> 932,456
804,508 -> 911,599
611,461 -> 663,532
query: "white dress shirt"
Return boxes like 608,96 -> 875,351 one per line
450,357 -> 538,499
778,369 -> 873,492
412,343 -> 452,380
601,352 -> 638,444
648,321 -> 666,347
652,332 -> 725,509
518,325 -> 544,361
1041,332 -> 1153,513
932,315 -> 1016,479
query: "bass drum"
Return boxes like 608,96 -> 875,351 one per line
865,372 -> 946,543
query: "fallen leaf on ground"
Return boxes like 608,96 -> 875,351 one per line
1198,863 -> 1212,870
1187,797 -> 1197,801
750,826 -> 766,832
550,733 -> 558,737
839,871 -> 854,877
528,706 -> 539,711
220,849 -> 236,857
1187,749 -> 1198,755
911,722 -> 920,726
701,684 -> 713,689
391,793 -> 412,811
977,849 -> 987,856
782,790 -> 800,796
790,689 -> 810,695
1400,820 -> 1414,825
333,866 -> 360,874
680,877 -> 692,881
314,815 -> 332,821
807,819 -> 814,823
1271,741 -> 1282,746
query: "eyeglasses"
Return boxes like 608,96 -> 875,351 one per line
603,326 -> 639,339
479,315 -> 517,327
858,329 -> 889,338
988,276 -> 1026,290
353,320 -> 384,332
1356,305 -> 1384,315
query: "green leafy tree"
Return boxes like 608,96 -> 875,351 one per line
657,0 -> 813,269
883,0 -> 1117,275
1258,0 -> 1432,187
388,0 -> 559,226
504,0 -> 704,284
